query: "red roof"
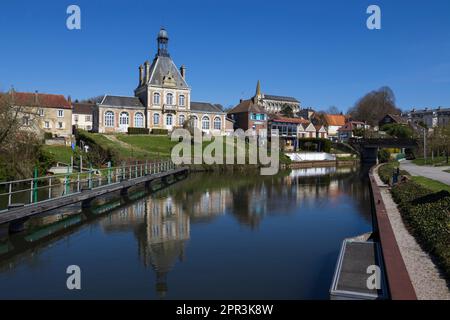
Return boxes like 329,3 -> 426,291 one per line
8,91 -> 71,109
337,122 -> 354,132
271,116 -> 310,125
323,114 -> 346,126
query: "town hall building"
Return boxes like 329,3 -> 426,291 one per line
94,28 -> 226,135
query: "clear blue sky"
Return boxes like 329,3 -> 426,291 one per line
1,0 -> 449,112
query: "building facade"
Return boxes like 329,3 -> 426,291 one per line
4,90 -> 72,138
404,107 -> 450,128
133,28 -> 226,134
72,102 -> 95,131
254,80 -> 300,115
94,95 -> 146,133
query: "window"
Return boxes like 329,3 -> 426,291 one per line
179,114 -> 185,126
74,115 -> 79,122
153,113 -> 160,125
57,109 -> 64,118
179,95 -> 185,106
134,112 -> 144,128
153,93 -> 160,105
202,116 -> 210,130
192,115 -> 198,127
44,121 -> 50,128
166,114 -> 173,126
166,93 -> 173,105
58,122 -> 63,129
119,112 -> 129,125
85,115 -> 91,122
22,116 -> 30,126
213,117 -> 222,130
105,111 -> 114,127
38,109 -> 44,117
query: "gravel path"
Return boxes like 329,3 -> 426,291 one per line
400,160 -> 450,185
374,166 -> 450,300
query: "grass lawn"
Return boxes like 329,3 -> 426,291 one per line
410,176 -> 450,193
412,156 -> 449,166
41,145 -> 74,164
85,133 -> 153,160
116,134 -> 177,158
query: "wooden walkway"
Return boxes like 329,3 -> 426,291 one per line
0,167 -> 188,226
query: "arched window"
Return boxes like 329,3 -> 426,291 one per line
202,116 -> 210,130
179,95 -> 185,106
213,117 -> 222,130
134,112 -> 144,128
179,114 -> 185,126
153,113 -> 160,125
166,114 -> 173,126
192,115 -> 198,128
119,112 -> 129,125
153,93 -> 160,105
105,111 -> 114,127
166,93 -> 173,105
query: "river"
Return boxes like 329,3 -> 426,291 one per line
0,166 -> 373,299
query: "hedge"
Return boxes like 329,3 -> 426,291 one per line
298,138 -> 331,153
151,128 -> 169,135
128,127 -> 149,135
391,180 -> 450,279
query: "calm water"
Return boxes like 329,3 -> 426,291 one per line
0,167 -> 372,299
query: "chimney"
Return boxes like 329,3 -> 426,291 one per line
240,99 -> 243,103
180,65 -> 186,80
139,65 -> 144,85
144,61 -> 150,83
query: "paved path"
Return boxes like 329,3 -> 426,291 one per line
400,160 -> 450,185
374,166 -> 450,300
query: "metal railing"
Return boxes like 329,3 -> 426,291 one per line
0,160 -> 176,211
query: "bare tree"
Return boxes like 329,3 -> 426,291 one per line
326,105 -> 341,115
348,86 -> 401,126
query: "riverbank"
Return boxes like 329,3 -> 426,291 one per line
373,165 -> 450,300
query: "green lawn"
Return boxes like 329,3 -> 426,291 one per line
413,156 -> 449,166
116,134 -> 177,158
410,176 -> 450,193
84,133 -> 153,160
41,145 -> 74,164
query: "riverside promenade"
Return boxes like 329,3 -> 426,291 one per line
400,160 -> 450,185
373,165 -> 450,300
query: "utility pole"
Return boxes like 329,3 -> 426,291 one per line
423,127 -> 427,164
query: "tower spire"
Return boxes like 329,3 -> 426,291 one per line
256,80 -> 261,98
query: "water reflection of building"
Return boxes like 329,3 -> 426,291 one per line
184,189 -> 230,220
100,196 -> 190,299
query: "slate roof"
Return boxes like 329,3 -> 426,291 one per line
5,91 -> 71,109
228,99 -> 266,114
190,102 -> 225,113
99,95 -> 145,109
73,102 -> 95,115
146,55 -> 189,89
382,114 -> 408,124
263,94 -> 299,103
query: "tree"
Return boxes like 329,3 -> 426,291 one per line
348,86 -> 401,126
381,123 -> 414,139
0,91 -> 44,180
326,105 -> 341,115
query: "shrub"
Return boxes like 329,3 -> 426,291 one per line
44,132 -> 53,140
128,127 -> 149,135
378,149 -> 390,163
391,181 -> 450,279
151,128 -> 169,135
298,138 -> 331,153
